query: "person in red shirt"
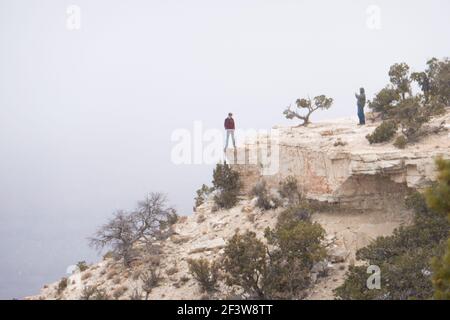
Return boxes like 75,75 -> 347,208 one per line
224,113 -> 236,151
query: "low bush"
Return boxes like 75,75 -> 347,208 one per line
76,261 -> 89,272
393,97 -> 430,141
223,208 -> 326,299
278,176 -> 301,205
250,180 -> 279,210
426,158 -> 450,299
212,163 -> 241,209
112,286 -> 128,299
80,285 -> 110,300
57,278 -> 68,295
194,184 -> 213,208
187,258 -> 220,293
366,120 -> 398,144
276,206 -> 311,227
393,135 -> 407,149
334,189 -> 449,300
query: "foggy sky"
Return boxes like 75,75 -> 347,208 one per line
0,0 -> 449,299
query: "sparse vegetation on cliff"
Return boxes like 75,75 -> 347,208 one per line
335,187 -> 449,300
367,57 -> 449,146
426,158 -> 450,299
222,206 -> 326,299
30,58 -> 450,302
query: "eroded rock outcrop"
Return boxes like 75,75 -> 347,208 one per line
226,111 -> 450,211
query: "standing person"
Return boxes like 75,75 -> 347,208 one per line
224,113 -> 236,151
355,87 -> 366,125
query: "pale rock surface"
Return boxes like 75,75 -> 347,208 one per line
226,111 -> 450,210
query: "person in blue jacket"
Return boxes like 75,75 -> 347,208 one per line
355,87 -> 366,125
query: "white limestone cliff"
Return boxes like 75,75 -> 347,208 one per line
226,111 -> 450,211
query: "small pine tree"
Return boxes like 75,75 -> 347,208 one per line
388,62 -> 411,100
212,163 -> 241,209
223,231 -> 267,299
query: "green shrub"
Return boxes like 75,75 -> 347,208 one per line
335,190 -> 449,300
250,180 -> 279,210
278,176 -> 301,205
263,217 -> 326,299
393,135 -> 407,149
80,285 -> 110,300
223,210 -> 326,299
194,184 -> 212,208
393,97 -> 430,141
76,261 -> 89,272
57,278 -> 68,295
412,57 -> 450,106
160,211 -> 179,229
187,258 -> 219,293
276,206 -> 311,227
223,231 -> 267,299
212,163 -> 241,209
366,120 -> 398,144
425,158 -> 450,218
426,158 -> 450,300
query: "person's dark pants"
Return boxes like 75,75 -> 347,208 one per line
357,105 -> 365,125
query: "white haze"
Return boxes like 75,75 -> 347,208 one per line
0,0 -> 449,299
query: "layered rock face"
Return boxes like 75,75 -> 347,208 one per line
227,111 -> 450,211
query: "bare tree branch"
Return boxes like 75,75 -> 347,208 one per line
89,192 -> 176,267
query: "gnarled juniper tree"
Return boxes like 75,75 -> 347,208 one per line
283,95 -> 333,126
